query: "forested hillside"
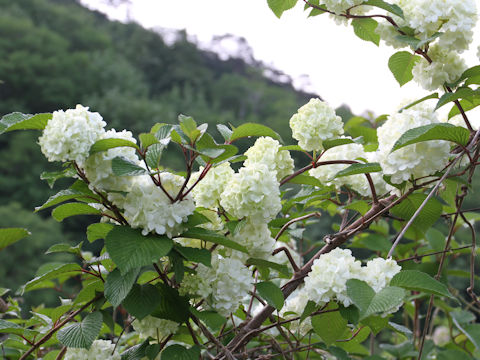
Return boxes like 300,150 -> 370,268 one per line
0,0 -> 339,298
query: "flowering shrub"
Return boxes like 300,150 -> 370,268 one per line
1,0 -> 480,359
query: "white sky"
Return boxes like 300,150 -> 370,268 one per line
81,0 -> 480,116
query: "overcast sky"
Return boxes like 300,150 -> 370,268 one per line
81,0 -> 479,116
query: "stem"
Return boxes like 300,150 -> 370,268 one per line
274,213 -> 321,241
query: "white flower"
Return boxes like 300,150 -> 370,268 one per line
39,105 -> 106,164
289,98 -> 344,152
244,137 -> 294,181
322,0 -> 364,15
412,44 -> 467,91
220,163 -> 281,223
360,258 -> 401,292
304,248 -> 362,307
377,102 -> 451,184
280,288 -> 312,335
123,173 -> 195,237
432,326 -> 451,346
230,218 -> 276,260
64,340 -> 120,360
188,162 -> 234,209
132,316 -> 179,340
375,20 -> 409,49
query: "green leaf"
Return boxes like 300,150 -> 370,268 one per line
105,268 -> 139,307
390,270 -> 453,298
388,51 -> 421,86
455,324 -> 480,350
399,93 -> 439,113
152,283 -> 190,323
300,300 -> 318,323
111,156 -> 147,176
145,143 -> 165,169
334,163 -> 382,178
123,284 -> 160,320
364,286 -> 405,317
175,245 -> 211,267
448,98 -> 480,119
208,144 -> 238,164
267,0 -> 297,18
45,242 -> 82,256
344,200 -> 369,215
24,263 -> 82,292
246,258 -> 290,277
51,203 -> 101,222
391,123 -> 470,152
35,188 -> 97,212
40,166 -> 77,188
86,223 -> 114,243
89,138 -> 139,155
161,345 -> 201,360
169,251 -> 185,283
435,87 -> 477,110
346,279 -> 375,316
230,123 -> 281,142
323,138 -> 355,150
312,305 -> 348,345
256,282 -> 284,310
190,308 -> 227,330
0,228 -> 30,251
363,0 -> 404,18
105,227 -> 173,274
57,312 -> 102,349
121,340 -> 149,360
139,133 -> 158,149
153,124 -> 174,144
178,114 -> 200,143
181,228 -> 248,253
287,174 -> 323,187
352,18 -> 380,46
0,112 -> 51,134
216,124 -> 232,142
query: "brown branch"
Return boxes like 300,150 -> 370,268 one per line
274,213 -> 321,241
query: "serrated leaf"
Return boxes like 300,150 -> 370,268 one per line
40,166 -> 77,188
139,133 -> 158,149
323,138 -> 355,150
123,284 -> 160,320
51,203 -> 101,222
145,143 -> 165,169
344,200 -> 369,215
45,242 -> 82,256
279,144 -> 304,152
160,345 -> 201,360
391,123 -> 470,152
390,270 -> 453,298
0,319 -> 29,336
246,258 -> 290,277
86,223 -> 114,243
190,308 -> 227,330
208,144 -> 238,164
151,283 -> 190,323
105,268 -> 139,307
174,245 -> 211,267
181,228 -> 248,253
435,87 -> 477,110
230,123 -> 281,142
89,138 -> 139,155
0,112 -> 51,134
35,189 -> 97,212
448,97 -> 480,119
57,312 -> 102,349
24,263 -> 82,292
0,228 -> 30,251
216,124 -> 232,141
105,227 -> 173,274
111,156 -> 147,176
121,340 -> 149,360
334,163 -> 381,178
267,0 -> 297,18
364,286 -> 405,318
312,305 -> 348,345
363,0 -> 404,18
287,174 -> 323,187
388,51 -> 420,86
399,93 -> 439,113
346,279 -> 375,316
256,282 -> 284,310
352,18 -> 380,46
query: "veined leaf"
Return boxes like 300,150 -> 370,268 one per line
388,51 -> 420,86
89,138 -> 139,155
151,283 -> 190,323
0,228 -> 30,251
323,138 -> 355,150
216,124 -> 232,142
181,228 -> 248,253
111,156 -> 147,176
352,18 -> 380,46
256,281 -> 284,310
160,345 -> 201,360
51,203 -> 101,222
363,0 -> 404,18
35,189 -> 98,212
57,312 -> 102,349
246,258 -> 290,277
0,112 -> 51,135
105,268 -> 139,307
24,263 -> 82,292
267,0 -> 297,18
334,163 -> 382,178
86,223 -> 114,243
312,304 -> 348,345
390,270 -> 453,298
174,245 -> 211,267
435,87 -> 477,110
287,174 -> 323,187
398,93 -> 439,113
230,123 -> 281,142
123,284 -> 160,320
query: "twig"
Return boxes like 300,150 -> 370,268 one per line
274,213 -> 321,241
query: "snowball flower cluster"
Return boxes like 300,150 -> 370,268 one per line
244,137 -> 294,181
132,316 -> 179,340
39,105 -> 106,164
220,163 -> 281,223
412,44 -> 467,91
84,129 -> 140,203
123,173 -> 195,237
64,340 -> 120,360
180,254 -> 251,316
376,102 -> 451,184
230,219 -> 276,260
304,248 -> 401,307
280,288 -> 312,335
188,162 -> 234,209
322,0 -> 368,17
289,99 -> 344,152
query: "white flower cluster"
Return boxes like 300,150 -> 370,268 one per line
304,248 -> 401,307
322,0 -> 365,15
230,219 -> 276,260
289,99 -> 344,152
84,129 -> 140,205
123,173 -> 195,237
244,137 -> 294,181
132,316 -> 179,340
39,105 -> 106,164
180,254 -> 252,316
412,44 -> 467,91
220,163 -> 281,223
64,340 -> 120,360
279,288 -> 312,335
188,162 -> 234,209
376,103 -> 451,184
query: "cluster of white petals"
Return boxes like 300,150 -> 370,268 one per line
220,163 -> 281,223
322,0 -> 363,15
412,45 -> 467,91
84,129 -> 140,205
188,162 -> 234,209
289,99 -> 344,152
132,316 -> 179,340
376,103 -> 451,184
360,258 -> 401,292
64,340 -> 120,360
244,137 -> 294,181
231,219 -> 276,260
181,254 -> 251,316
123,173 -> 195,237
39,105 -> 106,164
279,288 -> 312,335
